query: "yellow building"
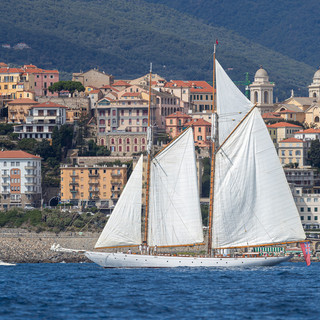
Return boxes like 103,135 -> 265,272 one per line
267,122 -> 302,146
278,137 -> 310,168
60,164 -> 127,208
0,67 -> 24,99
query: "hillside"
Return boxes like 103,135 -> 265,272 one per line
146,0 -> 320,68
0,0 -> 316,99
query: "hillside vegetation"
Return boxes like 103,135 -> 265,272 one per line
0,0 -> 316,99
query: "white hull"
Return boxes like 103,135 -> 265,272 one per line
85,252 -> 292,268
0,260 -> 16,266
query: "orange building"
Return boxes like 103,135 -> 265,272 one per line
7,98 -> 39,123
165,111 -> 192,138
188,118 -> 211,146
165,111 -> 211,146
60,164 -> 127,208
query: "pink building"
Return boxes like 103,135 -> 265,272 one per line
23,65 -> 59,97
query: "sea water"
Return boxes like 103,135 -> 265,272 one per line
0,263 -> 319,320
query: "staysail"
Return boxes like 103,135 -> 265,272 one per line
216,59 -> 252,144
212,61 -> 306,248
95,155 -> 143,248
148,127 -> 204,247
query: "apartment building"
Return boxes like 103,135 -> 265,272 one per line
0,150 -> 42,209
278,137 -> 310,167
0,64 -> 59,100
14,101 -> 67,139
292,186 -> 320,229
60,164 -> 127,208
72,68 -> 114,88
7,98 -> 39,124
267,122 -> 302,146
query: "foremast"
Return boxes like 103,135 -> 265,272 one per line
208,43 -> 218,256
144,63 -> 153,245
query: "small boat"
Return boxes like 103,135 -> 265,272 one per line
0,260 -> 16,266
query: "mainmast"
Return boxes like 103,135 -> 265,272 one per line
207,44 -> 218,256
144,63 -> 153,245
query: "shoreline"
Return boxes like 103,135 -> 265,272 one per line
0,228 -> 317,263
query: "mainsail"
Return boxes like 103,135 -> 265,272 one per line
95,155 -> 143,248
148,127 -> 204,247
212,60 -> 306,249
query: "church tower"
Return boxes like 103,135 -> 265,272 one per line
249,66 -> 275,114
308,68 -> 320,98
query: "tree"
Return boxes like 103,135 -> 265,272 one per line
309,139 -> 320,168
17,138 -> 37,153
48,81 -> 85,97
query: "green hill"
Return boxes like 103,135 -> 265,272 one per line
0,0 -> 316,100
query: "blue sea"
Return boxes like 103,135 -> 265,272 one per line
0,263 -> 319,320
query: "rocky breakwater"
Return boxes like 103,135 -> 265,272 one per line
0,228 -> 100,263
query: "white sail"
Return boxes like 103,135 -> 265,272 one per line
148,127 -> 204,247
216,59 -> 252,144
212,107 -> 306,248
95,155 -> 143,248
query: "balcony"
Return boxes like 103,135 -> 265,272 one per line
10,199 -> 21,203
111,172 -> 122,178
25,165 -> 36,169
89,180 -> 99,185
25,182 -> 36,186
89,196 -> 99,200
2,174 -> 9,178
70,173 -> 79,178
25,190 -> 37,194
1,190 -> 9,194
89,172 -> 99,177
70,189 -> 78,193
90,189 -> 99,193
25,174 -> 36,178
2,182 -> 9,187
69,182 -> 79,186
113,189 -> 121,194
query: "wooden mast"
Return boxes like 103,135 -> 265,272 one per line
207,44 -> 217,256
144,63 -> 153,245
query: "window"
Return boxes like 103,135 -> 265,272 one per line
307,208 -> 311,212
315,208 -> 318,212
307,216 -> 311,220
315,216 -> 318,220
198,127 -> 201,132
289,150 -> 292,156
16,162 -> 20,166
281,150 -> 285,156
300,207 -> 304,212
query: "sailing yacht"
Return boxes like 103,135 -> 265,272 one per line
53,50 -> 306,267
83,52 -> 306,268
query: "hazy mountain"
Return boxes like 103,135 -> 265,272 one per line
0,0 -> 316,100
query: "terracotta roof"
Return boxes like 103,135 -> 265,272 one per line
113,80 -> 131,87
24,67 -> 59,74
188,118 -> 211,126
0,68 -> 23,74
31,101 -> 67,108
267,122 -> 302,128
122,92 -> 140,97
0,62 -> 8,67
278,109 -> 298,114
166,111 -> 192,119
8,98 -> 38,105
165,80 -> 213,93
89,90 -> 101,94
280,137 -> 303,143
262,112 -> 282,119
0,150 -> 41,159
99,85 -> 119,91
296,128 -> 320,134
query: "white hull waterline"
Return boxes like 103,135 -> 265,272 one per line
85,252 -> 292,268
0,260 -> 16,266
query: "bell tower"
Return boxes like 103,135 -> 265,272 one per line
249,66 -> 275,114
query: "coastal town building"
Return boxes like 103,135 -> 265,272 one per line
72,68 -> 114,88
7,98 -> 39,124
165,111 -> 192,138
308,68 -> 320,98
60,164 -> 127,209
278,137 -> 310,167
105,132 -> 147,156
267,122 -> 302,146
292,186 -> 320,229
13,101 -> 67,139
37,96 -> 90,124
0,150 -> 42,209
294,128 -> 320,141
249,67 -> 275,114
